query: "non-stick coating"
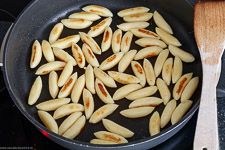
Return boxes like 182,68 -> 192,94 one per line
3,0 -> 202,149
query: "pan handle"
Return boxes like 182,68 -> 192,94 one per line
0,23 -> 13,67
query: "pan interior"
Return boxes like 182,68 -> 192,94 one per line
3,0 -> 202,148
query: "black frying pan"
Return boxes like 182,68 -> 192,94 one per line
2,0 -> 202,149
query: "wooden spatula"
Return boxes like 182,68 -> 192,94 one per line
194,1 -> 225,150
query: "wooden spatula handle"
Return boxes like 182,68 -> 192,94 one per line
193,0 -> 225,149
194,65 -> 219,150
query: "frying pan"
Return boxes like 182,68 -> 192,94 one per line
1,0 -> 202,149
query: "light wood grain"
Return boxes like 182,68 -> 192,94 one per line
194,1 -> 225,150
